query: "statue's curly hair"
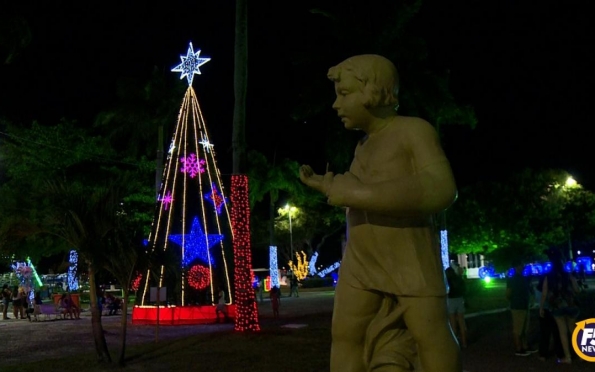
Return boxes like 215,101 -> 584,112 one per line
327,54 -> 399,109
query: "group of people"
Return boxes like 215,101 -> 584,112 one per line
58,292 -> 81,319
1,285 -> 45,321
507,249 -> 583,364
2,284 -> 27,320
446,250 -> 584,365
97,290 -> 123,316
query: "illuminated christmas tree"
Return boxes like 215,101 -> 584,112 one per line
134,42 -> 236,323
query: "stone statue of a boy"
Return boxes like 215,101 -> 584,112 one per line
300,54 -> 462,372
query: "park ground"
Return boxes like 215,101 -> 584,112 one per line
1,278 -> 594,371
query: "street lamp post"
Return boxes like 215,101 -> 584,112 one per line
282,204 -> 297,272
288,208 -> 293,262
562,176 -> 580,261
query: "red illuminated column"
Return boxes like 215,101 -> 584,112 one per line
230,175 -> 260,331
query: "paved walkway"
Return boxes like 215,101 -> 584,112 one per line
1,287 -> 594,371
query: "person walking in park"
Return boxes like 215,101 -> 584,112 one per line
539,250 -> 581,364
290,275 -> 299,297
215,288 -> 229,323
506,260 -> 537,356
269,286 -> 281,319
1,284 -> 12,319
535,273 -> 564,361
446,267 -> 467,348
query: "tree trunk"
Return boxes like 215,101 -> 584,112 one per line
88,262 -> 111,363
118,288 -> 130,366
232,0 -> 248,174
269,189 -> 278,246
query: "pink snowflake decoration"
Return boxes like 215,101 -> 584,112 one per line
160,190 -> 173,210
180,153 -> 206,178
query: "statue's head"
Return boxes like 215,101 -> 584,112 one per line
327,54 -> 399,109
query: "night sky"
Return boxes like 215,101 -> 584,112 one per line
1,0 -> 593,190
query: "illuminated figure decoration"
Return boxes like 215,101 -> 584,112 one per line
168,216 -> 224,267
134,42 -> 237,326
12,261 -> 38,302
159,190 -> 173,210
171,41 -> 211,86
288,251 -> 309,280
205,182 -> 228,214
68,250 -> 79,291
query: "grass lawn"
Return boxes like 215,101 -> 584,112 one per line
463,278 -> 509,313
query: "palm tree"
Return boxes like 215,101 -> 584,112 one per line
100,221 -> 143,365
231,0 -> 260,331
41,179 -> 129,363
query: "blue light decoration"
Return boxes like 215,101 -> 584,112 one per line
440,230 -> 449,270
308,251 -> 319,275
269,246 -> 280,288
502,259 -> 591,278
169,216 -> 224,267
205,182 -> 228,215
542,261 -> 553,274
331,272 -> 339,286
576,256 -> 594,273
317,262 -> 341,277
478,265 -> 499,280
171,42 -> 211,86
68,250 -> 79,291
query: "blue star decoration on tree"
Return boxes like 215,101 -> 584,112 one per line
171,42 -> 211,86
168,217 -> 224,267
205,182 -> 228,214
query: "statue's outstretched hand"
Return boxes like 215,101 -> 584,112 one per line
300,165 -> 333,195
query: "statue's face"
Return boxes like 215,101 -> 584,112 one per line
332,73 -> 370,130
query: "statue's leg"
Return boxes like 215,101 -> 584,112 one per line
331,281 -> 383,372
365,295 -> 417,372
399,296 -> 461,372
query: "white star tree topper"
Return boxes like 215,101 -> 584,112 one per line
171,42 -> 211,86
